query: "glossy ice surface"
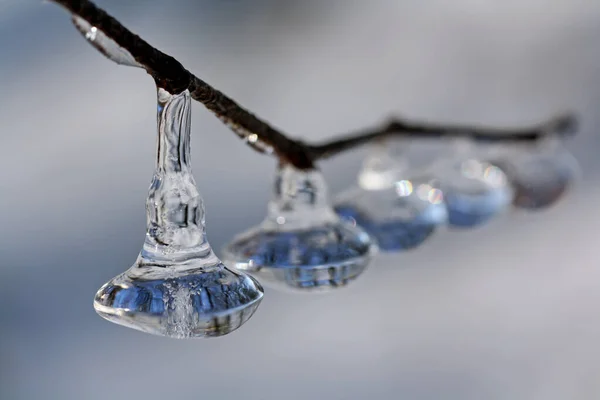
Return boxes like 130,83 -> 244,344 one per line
223,165 -> 375,292
437,158 -> 513,227
333,142 -> 447,251
93,89 -> 263,337
94,259 -> 263,338
72,16 -> 142,68
335,179 -> 448,251
223,223 -> 372,291
490,146 -> 578,210
335,204 -> 438,251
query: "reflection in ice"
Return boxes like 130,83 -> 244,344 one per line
93,88 -> 263,338
223,164 -> 375,292
436,147 -> 513,228
335,142 -> 447,252
487,140 -> 579,210
95,262 -> 263,338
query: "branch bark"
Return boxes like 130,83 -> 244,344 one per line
51,0 -> 578,170
308,112 -> 578,160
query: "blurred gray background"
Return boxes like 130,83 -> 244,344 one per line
1,1 -> 600,399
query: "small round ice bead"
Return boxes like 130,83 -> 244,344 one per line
335,176 -> 447,251
491,145 -> 578,210
437,158 -> 513,228
222,165 -> 375,292
333,141 -> 448,251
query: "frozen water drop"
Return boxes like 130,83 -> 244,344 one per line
72,16 -> 143,68
510,159 -> 574,209
93,88 -> 263,338
222,164 -> 375,292
486,139 -> 578,210
335,140 -> 447,252
439,159 -> 513,227
95,265 -> 262,339
435,140 -> 513,228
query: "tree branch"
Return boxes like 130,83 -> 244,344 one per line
53,0 -> 314,169
307,112 -> 578,160
51,0 -> 578,170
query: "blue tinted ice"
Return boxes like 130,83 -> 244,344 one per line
222,165 -> 375,292
436,158 -> 513,228
93,88 -> 263,338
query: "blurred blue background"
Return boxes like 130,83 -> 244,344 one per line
1,1 -> 600,399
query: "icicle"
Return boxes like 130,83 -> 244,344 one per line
334,139 -> 447,252
222,164 -> 375,292
93,87 -> 263,338
484,135 -> 579,210
433,138 -> 514,227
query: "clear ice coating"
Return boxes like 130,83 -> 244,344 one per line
93,88 -> 263,338
221,164 -> 375,292
72,16 -> 143,68
434,139 -> 513,227
334,141 -> 448,252
485,137 -> 579,210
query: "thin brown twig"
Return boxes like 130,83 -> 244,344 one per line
52,0 -> 314,168
51,0 -> 578,170
307,112 -> 578,160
